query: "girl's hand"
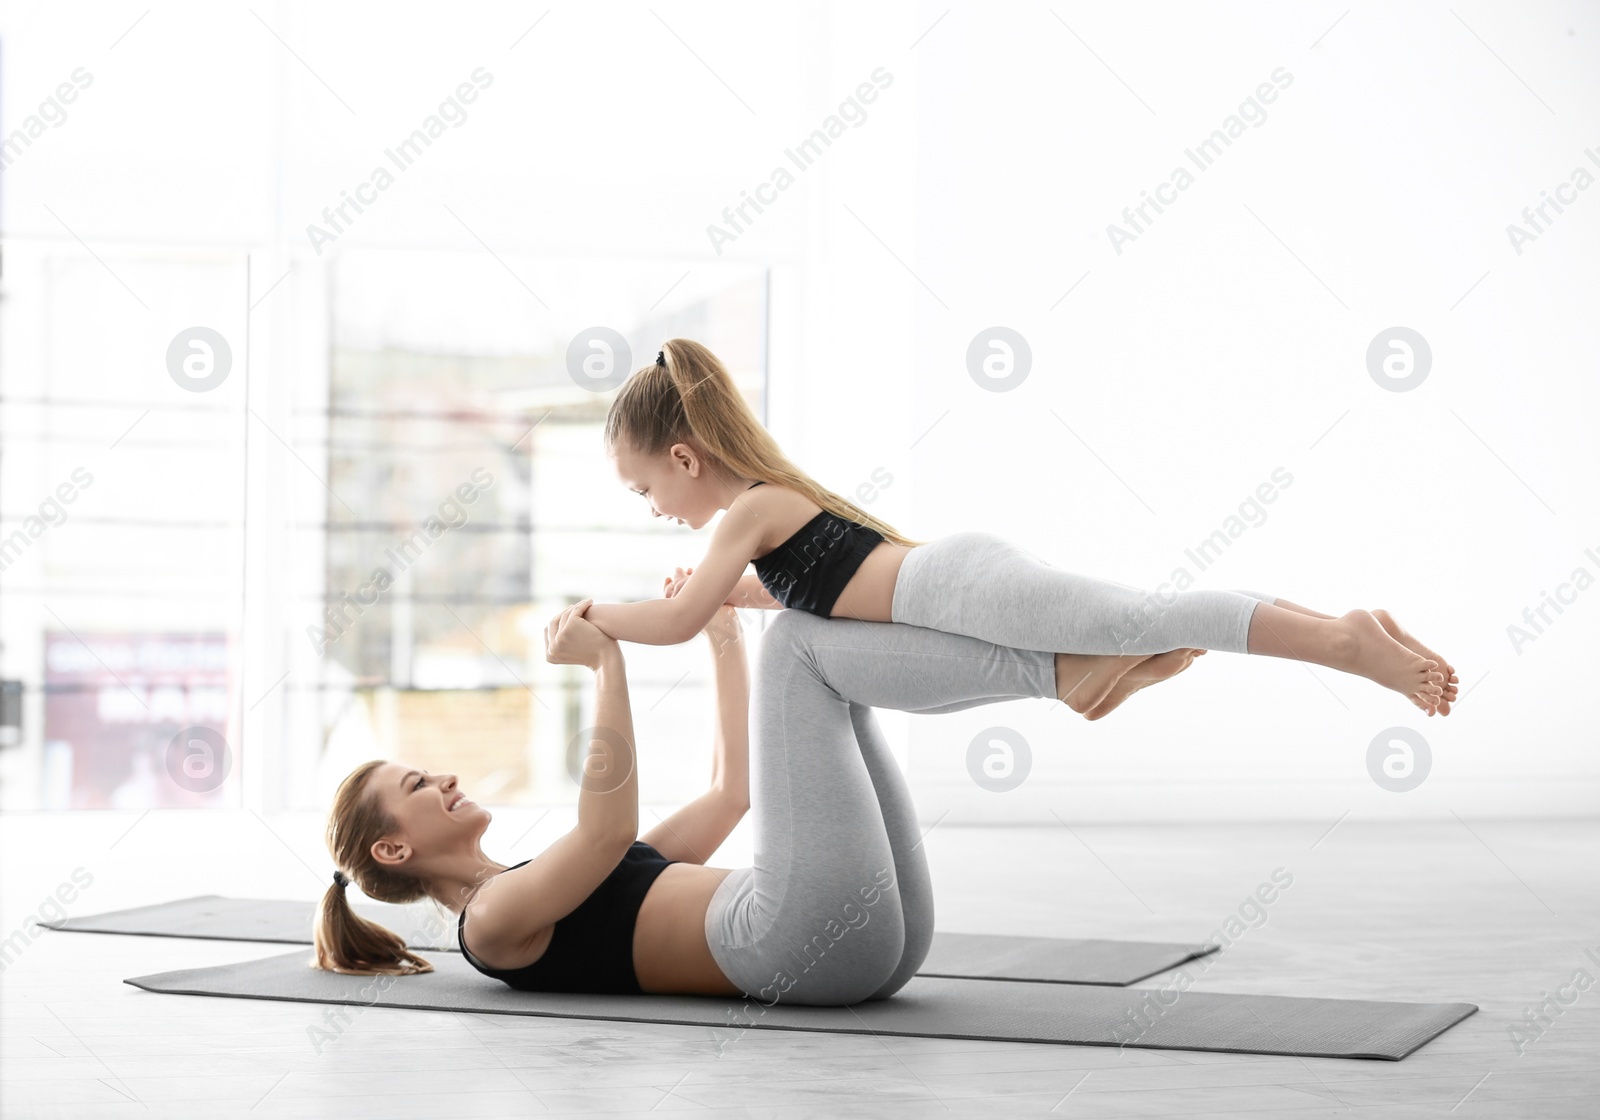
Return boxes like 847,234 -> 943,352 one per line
664,565 -> 746,609
544,599 -> 614,670
663,566 -> 693,600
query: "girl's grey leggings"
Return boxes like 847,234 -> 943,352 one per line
703,532 -> 1276,1007
893,531 -> 1276,657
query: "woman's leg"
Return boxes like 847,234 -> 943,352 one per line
847,702 -> 934,1000
702,631 -> 911,1008
703,611 -> 1059,1007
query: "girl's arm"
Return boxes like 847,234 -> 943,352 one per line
727,572 -> 782,610
584,502 -> 768,645
671,569 -> 780,610
639,605 -> 750,864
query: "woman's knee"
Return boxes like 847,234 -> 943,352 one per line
812,941 -> 907,1006
755,889 -> 908,1004
763,607 -> 824,658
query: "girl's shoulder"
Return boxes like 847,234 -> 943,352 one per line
740,480 -> 822,519
734,482 -> 826,554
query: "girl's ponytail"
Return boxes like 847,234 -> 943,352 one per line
605,338 -> 922,547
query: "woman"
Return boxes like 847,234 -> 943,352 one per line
312,590 -> 1197,1005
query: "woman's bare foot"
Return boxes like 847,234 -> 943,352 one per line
1083,648 -> 1206,721
1055,652 -> 1153,714
1370,608 -> 1458,717
1333,610 -> 1445,714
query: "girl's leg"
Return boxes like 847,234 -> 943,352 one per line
1267,597 -> 1335,619
1052,650 -> 1162,714
892,532 -> 1274,656
1243,600 -> 1444,712
1083,647 -> 1208,721
892,533 -> 1443,711
1236,599 -> 1458,714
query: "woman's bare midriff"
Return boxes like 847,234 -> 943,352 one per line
633,863 -> 745,996
471,863 -> 746,996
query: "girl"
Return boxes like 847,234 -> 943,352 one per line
584,339 -> 1457,717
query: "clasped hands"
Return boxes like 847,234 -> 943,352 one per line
542,566 -> 741,666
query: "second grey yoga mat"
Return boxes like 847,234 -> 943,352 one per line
45,895 -> 1216,985
125,949 -> 1477,1061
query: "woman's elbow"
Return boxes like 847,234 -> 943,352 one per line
715,787 -> 751,815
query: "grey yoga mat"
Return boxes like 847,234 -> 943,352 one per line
124,949 -> 1477,1060
45,895 -> 1216,986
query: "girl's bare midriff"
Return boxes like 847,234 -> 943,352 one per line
746,485 -> 917,624
830,541 -> 914,623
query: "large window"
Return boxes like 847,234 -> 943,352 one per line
0,239 -> 769,811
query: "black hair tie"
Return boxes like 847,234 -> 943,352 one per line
655,350 -> 666,368
332,869 -> 351,889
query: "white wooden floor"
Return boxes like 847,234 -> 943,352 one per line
2,817 -> 1596,1119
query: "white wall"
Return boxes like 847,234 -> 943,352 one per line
2,1 -> 1594,821
901,2 -> 1599,819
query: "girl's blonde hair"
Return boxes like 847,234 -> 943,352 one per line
603,338 -> 922,547
312,760 -> 436,977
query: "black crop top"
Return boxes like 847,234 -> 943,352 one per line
457,841 -> 678,995
746,482 -> 885,617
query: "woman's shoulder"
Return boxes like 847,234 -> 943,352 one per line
461,871 -> 555,971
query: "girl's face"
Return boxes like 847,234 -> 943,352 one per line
610,439 -> 714,530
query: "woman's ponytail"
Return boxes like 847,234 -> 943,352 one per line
312,761 -> 435,977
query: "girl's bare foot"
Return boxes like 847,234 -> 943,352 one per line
1334,610 -> 1445,714
1370,608 -> 1458,717
1055,652 -> 1153,714
1083,648 -> 1206,721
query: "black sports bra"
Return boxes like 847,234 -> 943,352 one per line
746,482 -> 884,617
457,841 -> 678,995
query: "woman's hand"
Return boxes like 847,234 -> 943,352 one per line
544,599 -> 616,670
701,602 -> 742,645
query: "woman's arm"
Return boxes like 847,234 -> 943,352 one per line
639,605 -> 751,864
584,501 -> 768,644
466,602 -> 638,962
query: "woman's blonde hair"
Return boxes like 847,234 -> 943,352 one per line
312,760 -> 436,976
603,338 -> 922,547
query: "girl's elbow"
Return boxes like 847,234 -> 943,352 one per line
672,606 -> 715,645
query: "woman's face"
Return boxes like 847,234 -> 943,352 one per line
368,762 -> 491,866
611,439 -> 712,530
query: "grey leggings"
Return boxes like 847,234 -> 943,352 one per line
893,531 -> 1276,656
703,533 -> 1278,1007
